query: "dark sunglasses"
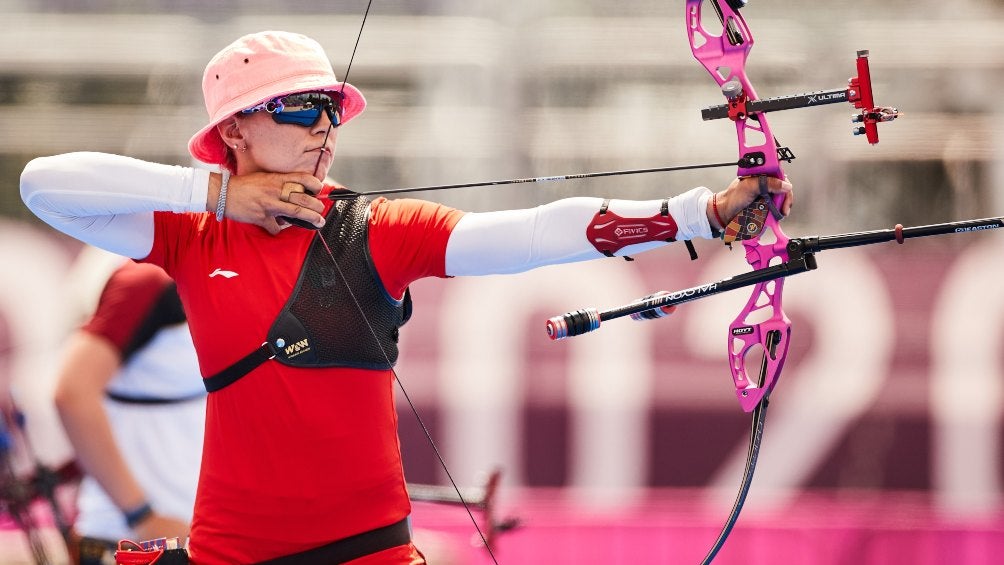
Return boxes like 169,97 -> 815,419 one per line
241,91 -> 343,127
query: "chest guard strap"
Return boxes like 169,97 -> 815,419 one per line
203,196 -> 412,393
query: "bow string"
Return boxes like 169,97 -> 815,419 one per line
307,1 -> 503,562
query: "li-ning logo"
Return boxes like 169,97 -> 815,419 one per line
280,338 -> 311,359
209,268 -> 239,278
732,326 -> 755,336
614,225 -> 648,239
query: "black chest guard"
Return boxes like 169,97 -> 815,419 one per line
269,195 -> 412,368
203,196 -> 412,393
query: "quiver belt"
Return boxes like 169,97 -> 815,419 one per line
203,196 -> 412,393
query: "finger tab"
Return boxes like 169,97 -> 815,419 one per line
281,181 -> 306,202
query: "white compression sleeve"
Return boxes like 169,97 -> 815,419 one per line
445,186 -> 713,276
20,152 -> 211,259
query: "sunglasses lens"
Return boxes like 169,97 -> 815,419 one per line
273,108 -> 323,126
272,92 -> 342,127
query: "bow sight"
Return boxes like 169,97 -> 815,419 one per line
702,50 -> 900,145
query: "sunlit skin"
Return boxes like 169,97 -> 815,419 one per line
205,93 -> 793,236
223,109 -> 338,180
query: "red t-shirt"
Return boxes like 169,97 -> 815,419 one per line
142,187 -> 463,564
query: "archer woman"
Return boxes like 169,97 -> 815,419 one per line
21,30 -> 791,564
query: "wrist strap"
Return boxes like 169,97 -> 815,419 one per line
215,170 -> 231,222
124,501 -> 153,528
712,192 -> 727,232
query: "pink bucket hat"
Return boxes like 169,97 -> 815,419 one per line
188,30 -> 366,165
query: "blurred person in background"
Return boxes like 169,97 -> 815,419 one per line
20,30 -> 792,564
55,260 -> 204,564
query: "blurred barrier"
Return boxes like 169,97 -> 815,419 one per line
410,488 -> 1004,565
